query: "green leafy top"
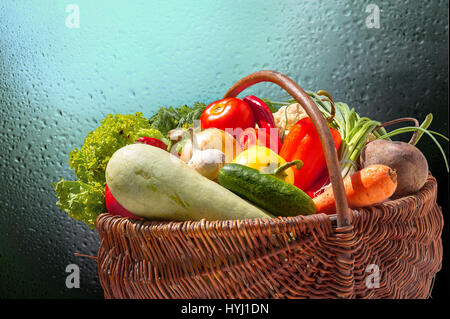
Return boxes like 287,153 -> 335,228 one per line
148,102 -> 207,135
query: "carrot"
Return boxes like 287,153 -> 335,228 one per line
313,164 -> 397,214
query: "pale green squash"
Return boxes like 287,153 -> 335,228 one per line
105,143 -> 272,221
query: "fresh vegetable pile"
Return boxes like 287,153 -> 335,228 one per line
53,83 -> 448,228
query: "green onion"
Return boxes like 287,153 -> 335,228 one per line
414,113 -> 433,145
263,93 -> 448,176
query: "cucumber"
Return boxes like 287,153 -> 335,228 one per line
218,164 -> 316,216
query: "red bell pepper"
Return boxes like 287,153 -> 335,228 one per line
305,169 -> 330,198
238,127 -> 281,153
105,185 -> 141,219
243,95 -> 276,128
279,117 -> 341,191
136,136 -> 168,150
243,95 -> 282,153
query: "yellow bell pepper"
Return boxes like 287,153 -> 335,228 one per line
233,145 -> 296,184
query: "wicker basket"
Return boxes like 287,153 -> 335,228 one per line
95,71 -> 443,299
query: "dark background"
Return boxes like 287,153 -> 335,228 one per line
0,1 -> 448,299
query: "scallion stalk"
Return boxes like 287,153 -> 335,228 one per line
264,93 -> 448,176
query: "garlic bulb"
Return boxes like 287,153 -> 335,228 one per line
187,128 -> 225,180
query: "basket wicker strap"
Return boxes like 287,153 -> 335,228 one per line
223,70 -> 351,228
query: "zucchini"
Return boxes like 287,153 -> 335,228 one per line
105,143 -> 273,221
218,164 -> 316,216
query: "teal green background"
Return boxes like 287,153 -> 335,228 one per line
0,1 -> 448,298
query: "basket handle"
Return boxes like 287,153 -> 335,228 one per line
223,70 -> 351,228
374,117 -> 419,145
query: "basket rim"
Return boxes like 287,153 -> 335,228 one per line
96,173 -> 438,234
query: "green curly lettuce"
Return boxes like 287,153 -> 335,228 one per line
69,112 -> 155,185
53,112 -> 164,228
52,179 -> 105,228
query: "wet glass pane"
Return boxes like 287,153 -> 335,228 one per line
0,0 -> 448,298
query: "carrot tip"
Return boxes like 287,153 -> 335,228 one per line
388,168 -> 397,183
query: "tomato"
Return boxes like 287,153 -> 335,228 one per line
200,98 -> 255,136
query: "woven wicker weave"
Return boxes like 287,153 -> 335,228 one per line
95,71 -> 444,299
95,174 -> 442,299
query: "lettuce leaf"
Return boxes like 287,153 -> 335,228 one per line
69,112 -> 154,185
52,179 -> 105,229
